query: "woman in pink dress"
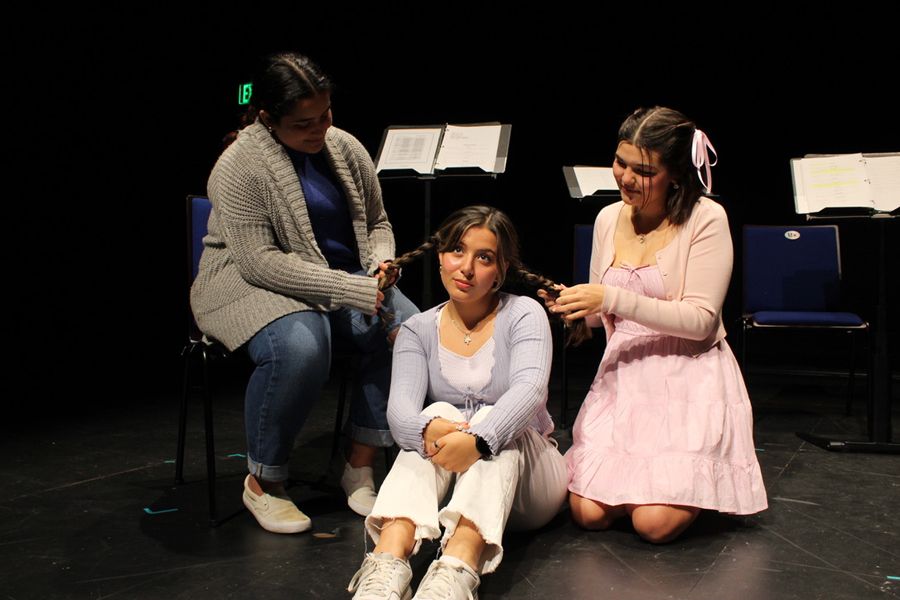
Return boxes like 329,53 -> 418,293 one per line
542,106 -> 767,543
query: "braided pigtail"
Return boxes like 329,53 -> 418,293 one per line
375,234 -> 441,330
378,234 -> 441,291
511,266 -> 592,347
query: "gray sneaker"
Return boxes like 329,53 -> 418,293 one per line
412,558 -> 480,600
348,552 -> 413,600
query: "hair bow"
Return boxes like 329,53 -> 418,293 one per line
691,129 -> 718,192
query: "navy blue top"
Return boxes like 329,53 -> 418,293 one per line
288,149 -> 362,273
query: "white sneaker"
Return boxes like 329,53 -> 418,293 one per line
241,475 -> 311,534
413,556 -> 480,600
341,463 -> 377,516
347,552 -> 413,600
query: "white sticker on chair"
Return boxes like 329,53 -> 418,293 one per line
784,230 -> 801,240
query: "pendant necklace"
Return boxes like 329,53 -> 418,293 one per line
447,300 -> 499,345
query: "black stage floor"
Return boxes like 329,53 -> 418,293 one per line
3,354 -> 899,599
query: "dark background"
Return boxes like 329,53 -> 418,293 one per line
12,4 -> 897,415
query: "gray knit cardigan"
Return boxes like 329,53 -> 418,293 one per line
190,122 -> 395,350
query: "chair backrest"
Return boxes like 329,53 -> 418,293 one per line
187,195 -> 212,281
573,224 -> 593,284
743,225 -> 843,313
186,195 -> 212,340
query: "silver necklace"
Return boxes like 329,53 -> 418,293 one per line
635,219 -> 668,245
449,317 -> 474,345
447,301 -> 498,345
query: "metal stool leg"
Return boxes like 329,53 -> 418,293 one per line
201,346 -> 217,526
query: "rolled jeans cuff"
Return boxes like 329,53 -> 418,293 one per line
247,454 -> 290,483
345,420 -> 395,447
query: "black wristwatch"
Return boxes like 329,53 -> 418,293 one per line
474,435 -> 492,460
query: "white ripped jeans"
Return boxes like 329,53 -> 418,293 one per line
365,402 -> 568,574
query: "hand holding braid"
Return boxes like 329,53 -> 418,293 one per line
513,267 -> 592,347
376,261 -> 400,291
373,235 -> 441,329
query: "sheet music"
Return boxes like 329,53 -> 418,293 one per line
866,154 -> 900,212
574,167 -> 618,196
433,124 -> 502,172
790,159 -> 810,213
795,153 -> 870,212
376,128 -> 442,174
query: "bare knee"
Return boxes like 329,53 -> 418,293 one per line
569,494 -> 619,530
632,518 -> 681,543
631,505 -> 699,544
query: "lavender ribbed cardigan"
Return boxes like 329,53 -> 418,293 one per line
387,294 -> 554,457
190,122 -> 395,350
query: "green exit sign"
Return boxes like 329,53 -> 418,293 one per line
238,83 -> 253,105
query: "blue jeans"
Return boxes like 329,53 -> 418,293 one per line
244,285 -> 418,481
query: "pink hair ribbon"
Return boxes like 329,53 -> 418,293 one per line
691,129 -> 718,192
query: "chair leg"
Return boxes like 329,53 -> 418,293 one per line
865,325 -> 875,439
201,346 -> 218,526
331,364 -> 349,463
846,330 -> 856,416
865,327 -> 872,419
559,321 -> 568,429
175,345 -> 193,486
740,319 -> 749,376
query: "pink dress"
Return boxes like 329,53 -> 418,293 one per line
566,265 -> 767,515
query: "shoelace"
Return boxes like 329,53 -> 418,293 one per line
348,556 -> 403,595
416,562 -> 475,600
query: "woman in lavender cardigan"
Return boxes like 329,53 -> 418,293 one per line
347,206 -> 569,600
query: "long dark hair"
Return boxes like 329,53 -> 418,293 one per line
244,52 -> 334,125
383,205 -> 591,346
617,106 -> 704,225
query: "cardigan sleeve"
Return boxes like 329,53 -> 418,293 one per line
585,205 -> 616,329
467,298 -> 553,454
208,151 -> 379,314
386,318 -> 434,456
601,202 -> 733,341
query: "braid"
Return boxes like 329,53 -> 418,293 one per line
511,266 -> 592,347
512,266 -> 557,292
375,234 -> 441,331
379,234 -> 441,291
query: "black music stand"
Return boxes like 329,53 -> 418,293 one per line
375,124 -> 511,308
790,152 -> 899,452
559,164 -> 625,427
796,211 -> 899,453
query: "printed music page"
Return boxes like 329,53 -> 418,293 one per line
376,128 -> 442,174
433,124 -> 502,172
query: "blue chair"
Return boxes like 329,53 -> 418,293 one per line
175,195 -> 228,526
741,225 -> 869,413
573,224 -> 594,286
176,195 -> 387,525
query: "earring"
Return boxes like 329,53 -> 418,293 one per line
673,182 -> 680,190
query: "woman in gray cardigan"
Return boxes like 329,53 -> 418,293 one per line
347,206 -> 568,600
190,53 -> 417,533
